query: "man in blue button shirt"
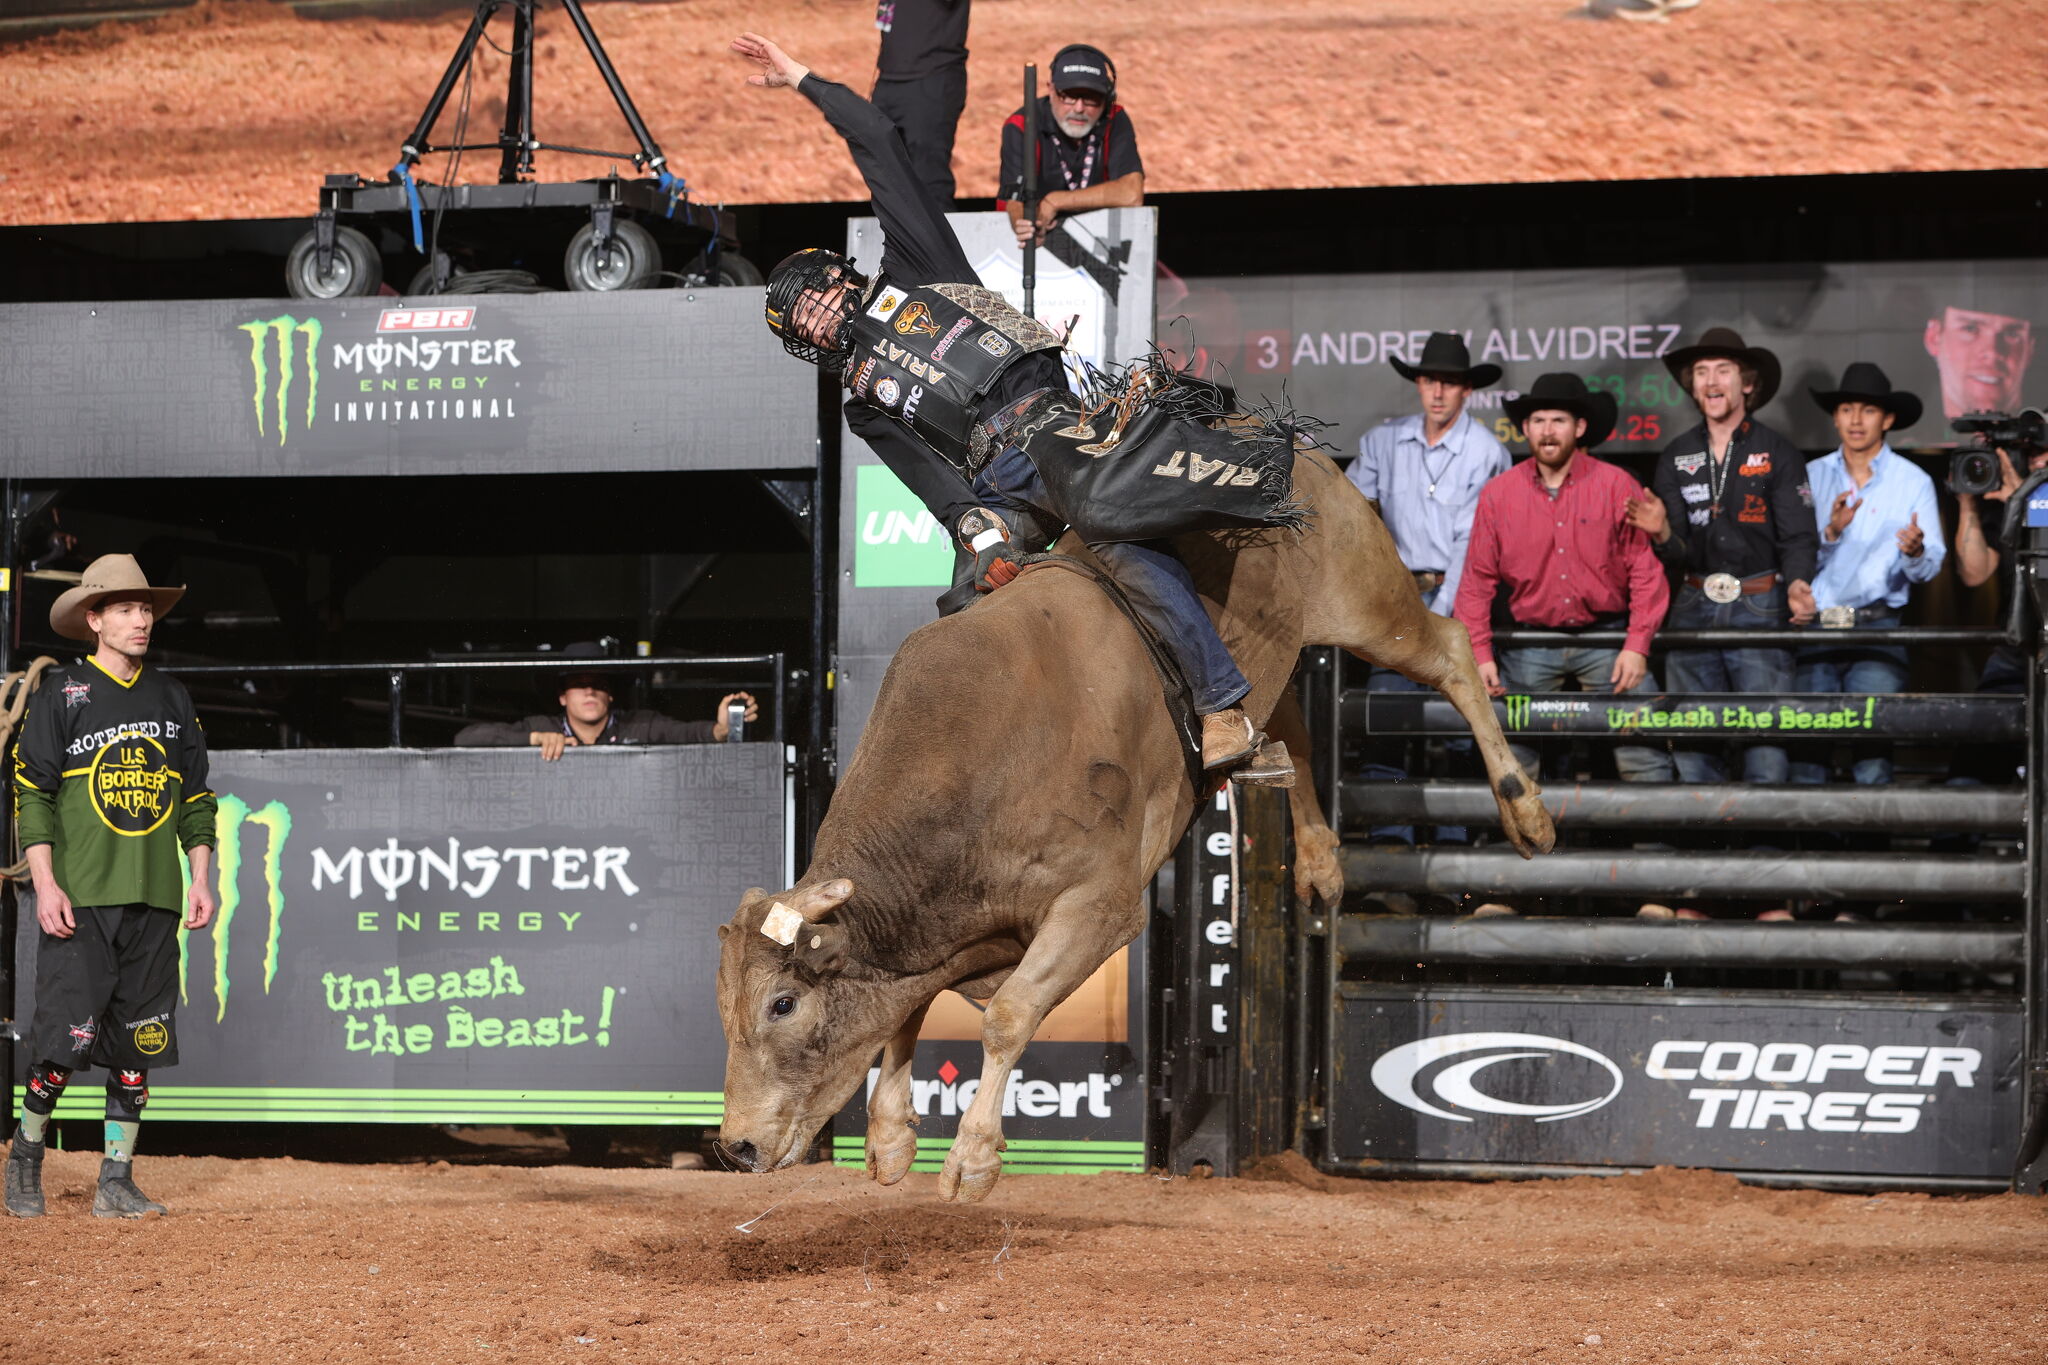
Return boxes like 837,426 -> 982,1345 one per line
1794,363 -> 1944,785
1346,331 -> 1508,847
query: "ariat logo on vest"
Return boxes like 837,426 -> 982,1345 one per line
1150,450 -> 1262,487
877,342 -> 950,387
893,301 -> 940,337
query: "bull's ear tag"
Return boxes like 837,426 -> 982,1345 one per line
760,902 -> 803,946
810,935 -> 823,950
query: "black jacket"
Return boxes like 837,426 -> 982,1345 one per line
1651,417 -> 1819,585
802,74 -> 1066,532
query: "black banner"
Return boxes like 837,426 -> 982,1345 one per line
0,290 -> 812,478
1333,987 -> 2022,1180
1348,691 -> 2025,742
12,745 -> 785,1125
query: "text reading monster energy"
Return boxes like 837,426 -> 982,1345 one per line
12,746 -> 787,1122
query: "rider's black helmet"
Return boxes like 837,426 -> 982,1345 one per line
764,248 -> 868,373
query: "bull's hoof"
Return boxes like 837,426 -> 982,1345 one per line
1294,821 -> 1345,907
864,1126 -> 918,1186
1497,771 -> 1557,858
937,1136 -> 1005,1203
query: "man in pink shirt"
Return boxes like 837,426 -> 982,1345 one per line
1455,372 -> 1673,784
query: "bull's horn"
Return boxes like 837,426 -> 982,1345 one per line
759,901 -> 803,945
789,877 -> 855,921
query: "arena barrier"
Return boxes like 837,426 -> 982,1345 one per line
1256,608 -> 2048,1193
3,655 -> 789,1131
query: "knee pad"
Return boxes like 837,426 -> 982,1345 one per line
24,1062 -> 72,1115
105,1068 -> 148,1122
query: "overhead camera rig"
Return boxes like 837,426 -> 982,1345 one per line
286,0 -> 758,299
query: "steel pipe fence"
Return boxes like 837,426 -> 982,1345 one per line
1338,781 -> 2025,833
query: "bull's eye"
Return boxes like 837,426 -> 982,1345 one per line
769,994 -> 797,1019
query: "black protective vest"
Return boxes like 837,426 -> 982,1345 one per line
845,281 -> 1062,471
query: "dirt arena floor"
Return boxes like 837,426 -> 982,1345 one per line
3,0 -> 2047,227
4,1140 -> 2045,1364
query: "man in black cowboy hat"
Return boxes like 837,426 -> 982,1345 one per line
998,43 -> 1144,249
1346,330 -> 1507,846
1454,373 -> 1673,786
733,31 -> 1302,778
453,643 -> 757,760
1790,363 -> 1943,787
1623,327 -> 1818,784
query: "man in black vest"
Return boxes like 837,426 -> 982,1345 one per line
734,31 -> 1283,775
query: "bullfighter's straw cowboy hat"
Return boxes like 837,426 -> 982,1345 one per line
49,554 -> 186,643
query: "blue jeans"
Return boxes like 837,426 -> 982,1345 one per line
1663,582 -> 1792,784
1790,606 -> 1906,786
974,444 -> 1250,715
1359,584 -> 1466,844
1498,643 -> 1675,783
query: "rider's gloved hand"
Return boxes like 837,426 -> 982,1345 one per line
974,541 -> 1024,592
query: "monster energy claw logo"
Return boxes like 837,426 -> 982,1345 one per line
180,794 -> 293,1022
1503,694 -> 1532,730
237,315 -> 322,446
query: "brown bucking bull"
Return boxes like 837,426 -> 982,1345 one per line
716,447 -> 1555,1200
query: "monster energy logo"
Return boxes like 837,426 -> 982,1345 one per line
237,315 -> 322,446
1503,695 -> 1532,730
180,794 -> 293,1022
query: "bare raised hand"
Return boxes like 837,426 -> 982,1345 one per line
731,32 -> 810,91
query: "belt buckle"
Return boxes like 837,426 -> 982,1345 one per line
1702,572 -> 1742,605
1819,605 -> 1856,630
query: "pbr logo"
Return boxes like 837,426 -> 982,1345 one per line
377,306 -> 475,333
1371,1032 -> 1625,1123
62,678 -> 91,709
237,315 -> 323,447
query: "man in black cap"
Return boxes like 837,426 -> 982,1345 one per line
1793,363 -> 1943,787
1624,327 -> 1818,784
1345,331 -> 1508,845
998,44 -> 1144,249
453,644 -> 757,760
869,0 -> 970,203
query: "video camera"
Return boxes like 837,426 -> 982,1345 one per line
1949,408 -> 2048,497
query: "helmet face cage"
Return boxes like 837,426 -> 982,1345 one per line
765,249 -> 867,373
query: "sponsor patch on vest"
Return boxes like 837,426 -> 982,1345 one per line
1681,484 -> 1709,504
877,342 -> 951,387
893,300 -> 940,337
850,356 -> 877,398
875,376 -> 902,408
1675,452 -> 1706,475
977,330 -> 1015,359
1740,453 -> 1772,475
867,286 -> 907,321
931,315 -> 976,361
902,384 -> 924,421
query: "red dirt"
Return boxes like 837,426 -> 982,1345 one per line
5,1149 -> 2046,1362
3,0 -> 2045,227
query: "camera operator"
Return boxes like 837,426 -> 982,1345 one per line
1955,438 -> 2048,696
1793,365 -> 1944,787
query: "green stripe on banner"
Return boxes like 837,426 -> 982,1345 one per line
829,1136 -> 1145,1173
10,1087 -> 724,1126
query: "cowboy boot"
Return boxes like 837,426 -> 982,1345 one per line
1200,707 -> 1262,770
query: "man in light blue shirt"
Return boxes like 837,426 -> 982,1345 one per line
1346,331 -> 1511,618
1795,363 -> 1944,786
1347,331 -> 1508,850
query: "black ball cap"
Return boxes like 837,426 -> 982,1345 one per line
1051,44 -> 1113,96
